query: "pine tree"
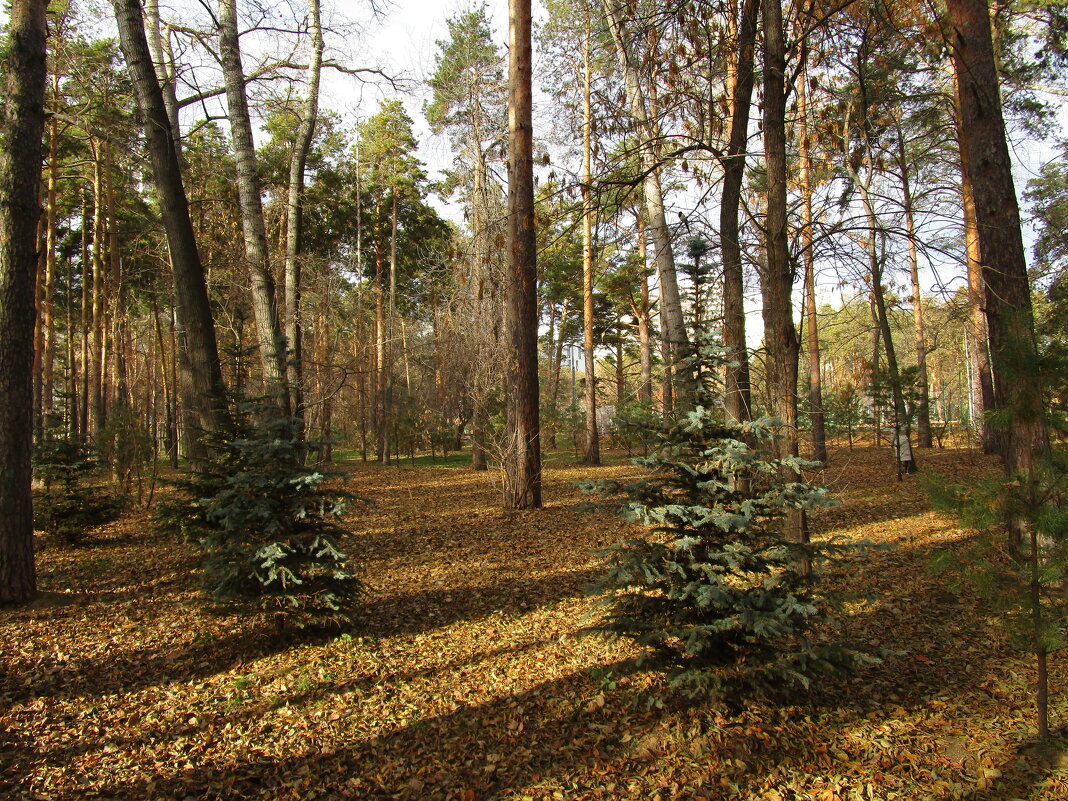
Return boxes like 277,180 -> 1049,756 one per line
583,338 -> 866,700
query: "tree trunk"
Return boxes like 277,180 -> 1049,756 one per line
145,0 -> 180,146
80,185 -> 91,440
0,0 -> 47,604
284,0 -> 323,441
947,0 -> 1046,518
720,0 -> 758,425
581,16 -> 599,466
896,119 -> 932,449
603,0 -> 689,407
91,154 -> 106,443
635,215 -> 652,404
504,0 -> 541,509
112,0 -> 228,451
41,102 -> 59,431
797,60 -> 826,463
217,0 -> 289,412
955,100 -> 997,453
761,0 -> 806,546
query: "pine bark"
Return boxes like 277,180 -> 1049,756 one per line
504,0 -> 541,509
947,0 -> 1045,479
761,0 -> 806,545
0,0 -> 47,604
720,0 -> 758,425
956,106 -> 996,453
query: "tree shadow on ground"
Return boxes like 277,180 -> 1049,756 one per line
0,566 -> 600,707
359,566 -> 602,639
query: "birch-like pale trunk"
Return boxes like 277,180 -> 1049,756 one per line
602,0 -> 689,406
217,0 -> 289,413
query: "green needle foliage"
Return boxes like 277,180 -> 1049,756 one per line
582,339 -> 869,702
922,454 -> 1068,676
157,400 -> 363,629
33,433 -> 123,546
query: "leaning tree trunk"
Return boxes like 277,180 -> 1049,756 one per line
0,0 -> 47,604
947,0 -> 1046,519
504,0 -> 541,509
283,0 -> 324,441
217,0 -> 290,413
112,0 -> 228,452
603,0 -> 690,407
720,0 -> 758,425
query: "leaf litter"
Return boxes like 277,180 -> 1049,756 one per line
2,445 -> 1067,800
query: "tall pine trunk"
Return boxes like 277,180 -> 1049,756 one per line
0,0 -> 47,604
504,0 -> 541,509
720,0 -> 758,425
948,0 -> 1049,737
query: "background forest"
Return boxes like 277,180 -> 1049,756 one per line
11,0 -> 1066,485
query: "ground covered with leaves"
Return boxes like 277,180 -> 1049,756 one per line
3,445 -> 1067,800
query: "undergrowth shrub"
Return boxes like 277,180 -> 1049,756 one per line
156,401 -> 364,629
33,434 -> 122,545
581,339 -> 870,702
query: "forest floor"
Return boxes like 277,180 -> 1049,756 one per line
3,444 -> 1068,800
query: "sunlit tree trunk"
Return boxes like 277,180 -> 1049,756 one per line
603,0 -> 689,407
948,0 -> 1050,738
955,106 -> 996,453
504,0 -> 541,509
112,0 -> 228,452
0,0 -> 47,604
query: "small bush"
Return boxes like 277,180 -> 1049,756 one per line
582,339 -> 868,702
156,401 -> 364,629
33,435 -> 122,545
